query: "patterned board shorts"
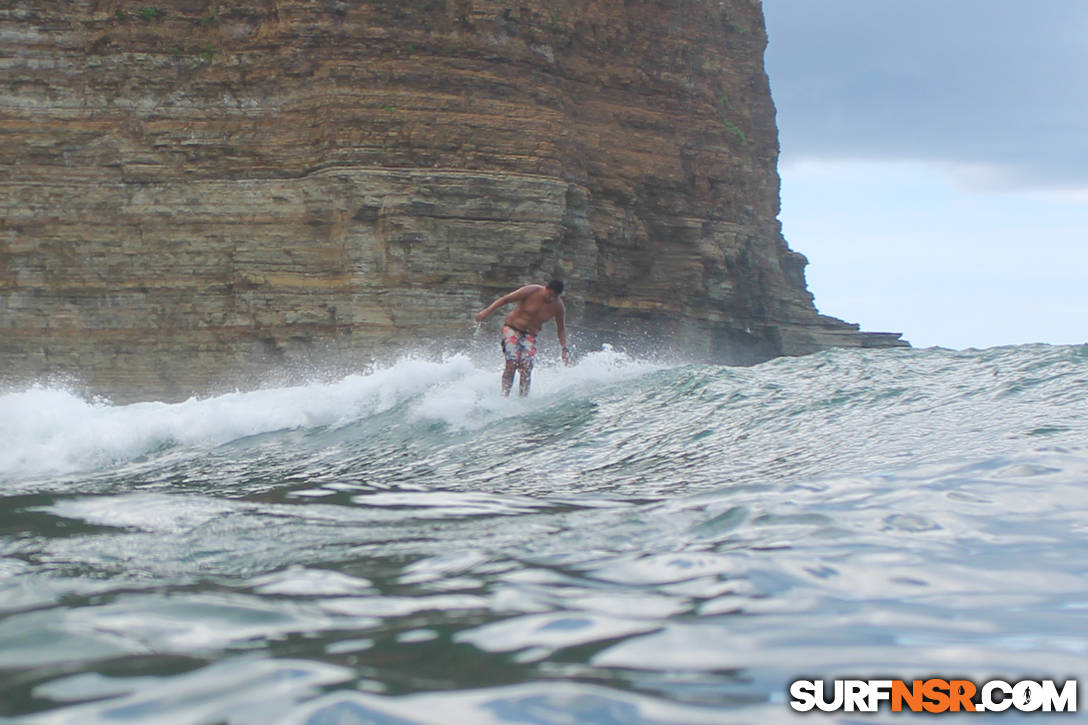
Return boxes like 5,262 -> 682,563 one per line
501,325 -> 537,365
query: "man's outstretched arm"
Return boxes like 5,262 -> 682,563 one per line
475,285 -> 539,323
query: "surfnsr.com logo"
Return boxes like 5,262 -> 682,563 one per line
789,679 -> 1078,713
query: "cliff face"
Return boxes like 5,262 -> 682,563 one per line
1,0 -> 904,401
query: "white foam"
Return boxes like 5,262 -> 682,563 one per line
0,356 -> 468,481
409,346 -> 666,430
0,348 -> 667,482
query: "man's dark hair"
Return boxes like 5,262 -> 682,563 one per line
546,279 -> 565,295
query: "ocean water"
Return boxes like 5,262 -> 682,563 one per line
1,344 -> 1086,723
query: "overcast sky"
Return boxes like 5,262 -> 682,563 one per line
762,0 -> 1088,349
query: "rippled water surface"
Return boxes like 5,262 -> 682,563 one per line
2,344 -> 1087,723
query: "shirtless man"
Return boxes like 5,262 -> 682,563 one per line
475,280 -> 570,397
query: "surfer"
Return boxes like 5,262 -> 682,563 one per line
475,280 -> 570,397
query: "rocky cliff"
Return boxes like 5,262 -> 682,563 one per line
1,0 -> 905,402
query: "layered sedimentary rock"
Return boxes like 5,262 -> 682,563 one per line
0,0 -> 904,401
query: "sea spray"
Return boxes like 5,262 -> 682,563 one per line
0,348 -> 661,482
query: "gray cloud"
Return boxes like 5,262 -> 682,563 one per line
763,0 -> 1088,189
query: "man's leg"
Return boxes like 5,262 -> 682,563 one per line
517,360 -> 532,397
502,360 -> 517,397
